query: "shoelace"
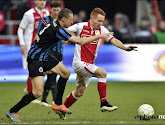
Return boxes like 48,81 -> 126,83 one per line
13,114 -> 19,120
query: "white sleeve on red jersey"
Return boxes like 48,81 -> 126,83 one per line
68,23 -> 79,33
18,12 -> 31,45
19,12 -> 30,29
17,27 -> 25,45
101,26 -> 114,42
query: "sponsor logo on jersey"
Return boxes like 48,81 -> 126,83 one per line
82,29 -> 90,33
34,16 -> 41,19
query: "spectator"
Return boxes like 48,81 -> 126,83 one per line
77,10 -> 88,22
0,0 -> 12,18
133,16 -> 155,43
102,18 -> 113,44
103,18 -> 112,31
0,11 -> 5,34
73,14 -> 79,24
112,13 -> 133,43
155,20 -> 165,43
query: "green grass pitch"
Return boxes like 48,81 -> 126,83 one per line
0,81 -> 165,124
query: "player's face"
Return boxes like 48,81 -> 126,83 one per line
35,0 -> 46,10
91,14 -> 105,29
51,7 -> 61,19
64,14 -> 73,28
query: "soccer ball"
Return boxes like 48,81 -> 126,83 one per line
138,104 -> 154,120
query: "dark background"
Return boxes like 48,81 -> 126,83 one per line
63,0 -> 136,22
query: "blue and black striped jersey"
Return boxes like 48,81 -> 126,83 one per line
27,20 -> 72,61
37,16 -> 63,55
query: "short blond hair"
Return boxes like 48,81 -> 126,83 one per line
90,8 -> 105,18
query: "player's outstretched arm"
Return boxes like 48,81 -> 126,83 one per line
68,32 -> 113,45
110,38 -> 137,51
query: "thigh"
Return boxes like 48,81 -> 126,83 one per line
73,61 -> 98,77
28,60 -> 44,78
31,76 -> 44,91
50,62 -> 70,78
43,53 -> 60,72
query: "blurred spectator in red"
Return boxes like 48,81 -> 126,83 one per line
155,20 -> 165,43
0,11 -> 5,34
133,16 -> 156,43
112,12 -> 133,43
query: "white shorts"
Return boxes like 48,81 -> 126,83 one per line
72,60 -> 98,87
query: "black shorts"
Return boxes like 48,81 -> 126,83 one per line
28,53 -> 60,78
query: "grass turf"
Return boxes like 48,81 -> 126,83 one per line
0,81 -> 165,124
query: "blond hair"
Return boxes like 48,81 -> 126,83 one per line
90,8 -> 105,18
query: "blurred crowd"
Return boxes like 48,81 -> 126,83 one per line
0,0 -> 165,44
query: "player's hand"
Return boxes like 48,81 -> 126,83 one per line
20,45 -> 26,55
100,32 -> 114,38
125,46 -> 138,51
62,40 -> 69,44
43,20 -> 48,26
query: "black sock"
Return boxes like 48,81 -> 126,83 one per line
55,77 -> 68,105
42,73 -> 57,102
10,92 -> 36,113
51,85 -> 57,102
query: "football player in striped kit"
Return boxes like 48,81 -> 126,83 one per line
17,0 -> 49,104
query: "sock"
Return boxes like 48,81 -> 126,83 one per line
51,85 -> 57,102
97,82 -> 107,102
42,73 -> 57,102
49,73 -> 57,102
10,92 -> 36,113
27,77 -> 32,93
55,77 -> 68,105
64,91 -> 78,108
42,89 -> 49,103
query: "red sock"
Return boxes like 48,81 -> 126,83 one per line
97,82 -> 107,102
27,77 -> 32,93
64,92 -> 78,108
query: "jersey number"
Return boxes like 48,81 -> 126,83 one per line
37,24 -> 50,42
39,23 -> 50,35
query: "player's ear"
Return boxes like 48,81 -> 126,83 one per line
61,17 -> 66,22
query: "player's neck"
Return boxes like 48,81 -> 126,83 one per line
51,14 -> 57,19
58,20 -> 64,28
90,20 -> 97,30
35,6 -> 43,12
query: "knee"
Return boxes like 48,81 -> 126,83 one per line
99,69 -> 107,78
63,69 -> 71,79
32,89 -> 43,98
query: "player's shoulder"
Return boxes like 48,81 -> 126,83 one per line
77,22 -> 88,26
43,9 -> 50,15
100,25 -> 109,32
24,8 -> 35,16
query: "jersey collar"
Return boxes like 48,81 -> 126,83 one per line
88,20 -> 100,30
